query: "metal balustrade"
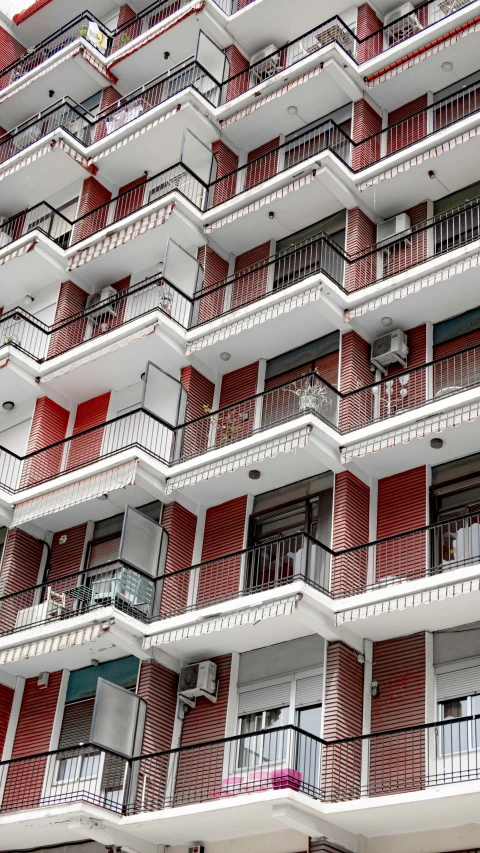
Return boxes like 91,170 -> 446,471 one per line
0,0 -> 476,118
0,61 -> 221,166
1,337 -> 480,493
1,716 -> 479,816
3,506 -> 480,637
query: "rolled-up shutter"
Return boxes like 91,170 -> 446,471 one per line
436,665 -> 480,701
238,681 -> 291,715
58,698 -> 95,748
295,674 -> 323,708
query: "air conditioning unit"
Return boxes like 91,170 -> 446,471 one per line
179,660 -> 217,701
371,329 -> 409,374
250,44 -> 279,64
384,2 -> 415,26
377,213 -> 411,245
86,285 -> 118,320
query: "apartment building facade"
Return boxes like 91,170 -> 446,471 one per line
0,1 -> 480,853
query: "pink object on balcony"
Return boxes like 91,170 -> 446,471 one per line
270,768 -> 302,790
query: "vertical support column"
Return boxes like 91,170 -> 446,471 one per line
360,639 -> 372,794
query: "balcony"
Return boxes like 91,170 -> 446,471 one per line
1,718 -> 480,848
0,62 -> 221,208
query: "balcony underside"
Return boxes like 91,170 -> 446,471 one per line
0,50 -> 111,129
91,101 -> 218,187
364,2 -> 480,111
205,166 -> 346,255
228,0 -> 344,56
357,118 -> 480,219
111,7 -> 231,92
220,56 -> 360,152
15,0 -> 115,43
0,237 -> 63,303
0,139 -> 88,214
188,275 -> 343,374
39,314 -> 188,403
2,782 -> 480,852
65,203 -> 205,286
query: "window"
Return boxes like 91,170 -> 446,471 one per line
436,660 -> 480,755
236,671 -> 323,781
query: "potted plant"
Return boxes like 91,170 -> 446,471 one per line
118,33 -> 132,48
79,23 -> 88,38
290,379 -> 329,413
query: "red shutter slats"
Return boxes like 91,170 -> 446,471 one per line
160,502 -> 197,616
66,392 -> 110,472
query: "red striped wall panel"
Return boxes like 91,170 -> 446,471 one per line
66,392 -> 110,472
376,466 -> 427,582
0,529 -> 44,632
332,471 -> 369,595
196,246 -> 229,324
387,94 -> 428,155
0,27 -> 26,89
112,4 -> 142,51
0,683 -> 13,755
323,641 -> 363,799
21,397 -> 69,487
115,176 -> 146,221
356,4 -> 383,62
351,100 -> 382,170
48,524 -> 88,582
339,331 -> 372,431
180,366 -> 215,457
73,177 -> 112,243
212,140 -> 239,206
3,670 -> 63,811
370,633 -> 425,794
233,241 -> 270,309
197,495 -> 248,605
175,654 -> 231,803
47,280 -> 88,359
225,44 -> 250,102
160,501 -> 197,616
345,208 -> 376,292
136,660 -> 178,809
245,138 -> 279,191
94,85 -> 122,141
218,362 -> 258,446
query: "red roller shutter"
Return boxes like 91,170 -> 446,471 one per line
376,466 -> 426,583
196,246 -> 229,325
322,642 -> 363,799
49,524 -> 88,582
245,138 -> 279,191
136,660 -> 178,810
233,242 -> 270,309
73,177 -> 112,243
47,281 -> 88,359
160,502 -> 197,616
0,683 -> 14,755
217,362 -> 258,447
114,176 -> 146,221
66,392 -> 111,472
212,141 -> 239,206
331,471 -> 369,596
196,495 -> 248,606
181,366 -> 215,458
3,671 -> 62,812
387,94 -> 428,155
0,529 -> 44,633
369,633 -> 425,795
20,397 -> 69,488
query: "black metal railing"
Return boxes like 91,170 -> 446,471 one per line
0,274 -> 192,363
2,338 -> 480,493
1,716 -> 480,816
4,505 -> 480,636
0,60 -> 222,166
3,0 -> 476,104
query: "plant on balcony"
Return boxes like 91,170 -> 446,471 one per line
203,404 -> 245,445
79,24 -> 88,38
117,33 -> 132,48
289,379 -> 330,413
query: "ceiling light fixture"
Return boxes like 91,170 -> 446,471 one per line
441,61 -> 453,72
268,211 -> 275,219
98,493 -> 109,501
430,437 -> 443,449
249,469 -> 261,480
23,295 -> 34,305
2,401 -> 14,411
287,105 -> 298,115
220,352 -> 231,361
381,317 -> 392,327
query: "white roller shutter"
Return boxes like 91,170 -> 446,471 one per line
238,681 -> 291,716
295,674 -> 323,708
437,664 -> 480,701
0,418 -> 31,454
